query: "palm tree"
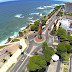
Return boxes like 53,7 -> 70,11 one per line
19,45 -> 22,54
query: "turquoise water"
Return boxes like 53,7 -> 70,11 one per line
0,0 -> 64,44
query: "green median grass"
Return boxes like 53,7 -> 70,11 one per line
0,45 -> 8,49
64,68 -> 68,72
11,39 -> 20,42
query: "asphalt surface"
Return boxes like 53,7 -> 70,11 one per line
56,60 -> 61,72
9,7 -> 62,72
69,55 -> 72,72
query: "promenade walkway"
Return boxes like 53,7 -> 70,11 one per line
47,60 -> 58,72
0,38 -> 27,72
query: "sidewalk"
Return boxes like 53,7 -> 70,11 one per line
0,38 -> 27,72
47,60 -> 58,72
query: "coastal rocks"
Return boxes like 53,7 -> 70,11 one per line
19,31 -> 23,37
8,38 -> 12,42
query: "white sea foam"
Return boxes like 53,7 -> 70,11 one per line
44,6 -> 53,8
29,20 -> 36,23
29,13 -> 39,15
53,4 -> 60,6
0,0 -> 16,3
36,7 -> 44,9
10,32 -> 18,38
0,38 -> 8,45
53,3 -> 65,7
20,26 -> 26,30
37,6 -> 54,10
0,31 -> 19,45
14,14 -> 24,18
28,17 -> 33,19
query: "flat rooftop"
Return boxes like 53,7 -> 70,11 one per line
60,19 -> 72,31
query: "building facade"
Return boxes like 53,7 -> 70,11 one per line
65,2 -> 72,14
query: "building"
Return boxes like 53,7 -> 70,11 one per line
65,2 -> 72,14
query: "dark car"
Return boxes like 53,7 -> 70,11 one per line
48,28 -> 50,30
34,35 -> 37,37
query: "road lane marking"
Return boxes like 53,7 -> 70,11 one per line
16,46 -> 37,72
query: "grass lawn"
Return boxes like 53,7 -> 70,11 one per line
64,68 -> 68,72
0,45 -> 8,49
11,39 -> 20,42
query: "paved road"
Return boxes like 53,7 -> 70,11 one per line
9,7 -> 62,72
69,55 -> 72,72
56,60 -> 61,72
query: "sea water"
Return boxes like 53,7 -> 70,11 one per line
0,0 -> 64,45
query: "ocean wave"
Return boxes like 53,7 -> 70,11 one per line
29,20 -> 36,23
0,31 -> 19,45
0,0 -> 16,3
53,3 -> 65,7
36,7 -> 44,9
28,17 -> 33,19
44,6 -> 53,8
0,38 -> 8,45
29,13 -> 39,15
14,14 -> 24,18
50,9 -> 54,12
37,6 -> 54,10
53,4 -> 60,6
10,32 -> 19,38
20,26 -> 26,30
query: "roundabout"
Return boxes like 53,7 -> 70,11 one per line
34,35 -> 46,43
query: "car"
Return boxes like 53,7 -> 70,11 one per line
48,28 -> 50,30
24,52 -> 28,54
34,35 -> 37,37
21,59 -> 23,62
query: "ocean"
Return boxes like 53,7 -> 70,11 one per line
0,0 -> 64,45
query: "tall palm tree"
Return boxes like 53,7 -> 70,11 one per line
19,45 -> 22,54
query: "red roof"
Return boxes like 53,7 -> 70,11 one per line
66,2 -> 72,5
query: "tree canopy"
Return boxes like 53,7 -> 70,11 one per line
27,55 -> 46,71
42,42 -> 55,62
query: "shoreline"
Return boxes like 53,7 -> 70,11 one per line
0,5 -> 63,46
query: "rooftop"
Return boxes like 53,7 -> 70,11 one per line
66,2 -> 72,5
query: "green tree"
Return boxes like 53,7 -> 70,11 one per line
31,25 -> 39,31
27,55 -> 46,71
42,42 -> 48,51
34,20 -> 39,26
61,52 -> 67,61
57,27 -> 68,42
56,11 -> 63,16
65,42 -> 72,53
19,45 -> 22,54
42,19 -> 46,26
51,26 -> 57,35
43,47 -> 55,62
56,43 -> 67,56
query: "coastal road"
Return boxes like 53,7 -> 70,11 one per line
9,7 -> 62,72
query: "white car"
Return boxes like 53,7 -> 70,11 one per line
21,59 -> 23,62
